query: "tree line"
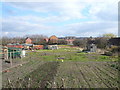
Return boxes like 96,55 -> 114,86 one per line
73,33 -> 117,49
1,34 -> 67,46
1,33 -> 117,50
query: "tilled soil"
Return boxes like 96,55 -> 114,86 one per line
52,61 -> 119,88
2,60 -> 119,88
2,60 -> 45,87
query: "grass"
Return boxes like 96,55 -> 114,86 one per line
27,48 -> 118,62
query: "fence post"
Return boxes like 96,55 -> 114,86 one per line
12,50 -> 14,59
10,52 -> 12,67
21,51 -> 23,64
6,49 -> 8,59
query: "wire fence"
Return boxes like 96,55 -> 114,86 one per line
1,51 -> 26,68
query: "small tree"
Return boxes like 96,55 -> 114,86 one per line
102,33 -> 116,38
73,39 -> 87,48
94,37 -> 108,49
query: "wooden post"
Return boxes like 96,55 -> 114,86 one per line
12,50 -> 14,59
6,49 -> 8,59
21,51 -> 23,64
10,52 -> 12,67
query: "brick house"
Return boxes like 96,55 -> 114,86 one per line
65,36 -> 76,45
25,37 -> 32,44
49,35 -> 58,44
44,38 -> 49,43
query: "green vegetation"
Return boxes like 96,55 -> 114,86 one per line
27,48 -> 118,62
102,33 -> 117,38
2,47 -> 119,88
110,63 -> 120,71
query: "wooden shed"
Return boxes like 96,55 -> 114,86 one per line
87,43 -> 97,52
48,45 -> 58,50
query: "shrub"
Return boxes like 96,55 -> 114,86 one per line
111,46 -> 119,53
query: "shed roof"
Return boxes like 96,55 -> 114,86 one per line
21,43 -> 33,46
8,47 -> 22,50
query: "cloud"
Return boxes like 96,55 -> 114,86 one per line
2,17 -> 56,37
5,1 -> 118,21
65,21 -> 118,36
2,15 -> 70,25
2,32 -> 9,35
2,17 -> 118,37
1,0 -> 119,37
88,3 -> 118,21
6,2 -> 86,19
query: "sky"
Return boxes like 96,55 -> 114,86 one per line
1,0 -> 119,37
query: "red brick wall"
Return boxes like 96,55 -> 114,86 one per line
25,38 -> 32,44
65,39 -> 75,45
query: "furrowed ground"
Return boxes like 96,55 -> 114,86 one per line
2,46 -> 120,88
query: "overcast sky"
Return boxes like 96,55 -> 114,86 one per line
1,0 -> 119,37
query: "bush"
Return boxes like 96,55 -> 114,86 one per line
94,37 -> 108,49
73,39 -> 86,48
110,63 -> 120,71
111,46 -> 119,53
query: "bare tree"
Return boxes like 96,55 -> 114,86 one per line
2,36 -> 11,45
73,39 -> 87,48
24,34 -> 48,45
1,34 -> 48,45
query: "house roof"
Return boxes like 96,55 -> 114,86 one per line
49,35 -> 58,39
8,47 -> 22,50
21,43 -> 33,46
7,43 -> 20,45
